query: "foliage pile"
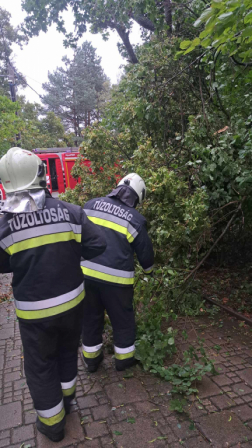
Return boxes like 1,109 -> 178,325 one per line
57,0 -> 252,387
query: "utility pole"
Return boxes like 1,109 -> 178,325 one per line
7,64 -> 17,102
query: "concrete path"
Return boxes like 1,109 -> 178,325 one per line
1,278 -> 252,447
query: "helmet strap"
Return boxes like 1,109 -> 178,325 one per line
37,163 -> 45,178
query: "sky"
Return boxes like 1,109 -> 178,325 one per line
1,0 -> 142,103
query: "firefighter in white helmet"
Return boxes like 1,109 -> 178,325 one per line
81,173 -> 154,372
0,147 -> 106,442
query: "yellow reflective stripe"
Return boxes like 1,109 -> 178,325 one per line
144,268 -> 153,274
62,384 -> 76,397
15,290 -> 85,320
38,408 -> 65,427
6,232 -> 81,255
81,267 -> 134,285
115,350 -> 135,360
83,349 -> 102,359
88,216 -> 134,243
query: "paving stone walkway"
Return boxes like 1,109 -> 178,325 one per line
1,276 -> 252,447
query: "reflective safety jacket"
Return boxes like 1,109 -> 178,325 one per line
81,195 -> 154,286
0,194 -> 107,321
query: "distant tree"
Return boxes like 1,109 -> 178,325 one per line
42,41 -> 109,144
0,8 -> 27,96
0,95 -> 22,154
17,96 -> 66,150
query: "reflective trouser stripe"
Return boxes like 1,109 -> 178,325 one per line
144,265 -> 154,274
37,399 -> 65,427
61,377 -> 77,397
15,283 -> 84,311
82,343 -> 102,359
5,231 -> 81,255
114,345 -> 135,360
87,216 -> 136,243
15,289 -> 85,320
81,266 -> 134,285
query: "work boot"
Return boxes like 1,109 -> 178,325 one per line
83,351 -> 104,373
115,357 -> 138,372
64,398 -> 77,415
36,418 -> 65,442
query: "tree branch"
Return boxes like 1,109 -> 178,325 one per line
230,55 -> 252,67
95,19 -> 139,64
132,15 -> 155,32
172,2 -> 199,18
198,68 -> 208,127
184,198 -> 245,283
163,0 -> 172,35
112,23 -> 139,64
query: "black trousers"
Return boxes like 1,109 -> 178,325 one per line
82,279 -> 136,369
19,302 -> 83,435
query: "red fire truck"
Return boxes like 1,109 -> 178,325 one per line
33,147 -> 91,197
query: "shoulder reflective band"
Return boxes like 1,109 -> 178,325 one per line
114,344 -> 135,360
15,282 -> 85,320
144,265 -> 154,274
85,209 -> 138,243
37,399 -> 65,427
81,261 -> 134,285
61,376 -> 77,397
0,223 -> 82,256
82,343 -> 103,359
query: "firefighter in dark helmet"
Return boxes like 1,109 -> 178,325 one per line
0,147 -> 106,443
81,173 -> 154,372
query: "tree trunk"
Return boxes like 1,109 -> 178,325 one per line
73,111 -> 78,146
163,0 -> 172,36
115,25 -> 139,64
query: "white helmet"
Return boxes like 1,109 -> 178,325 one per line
0,147 -> 46,194
118,173 -> 146,204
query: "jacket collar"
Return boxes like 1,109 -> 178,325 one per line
107,185 -> 138,208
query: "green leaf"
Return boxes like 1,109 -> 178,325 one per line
242,27 -> 252,38
184,46 -> 196,55
244,11 -> 252,24
217,12 -> 233,21
194,8 -> 213,27
180,40 -> 192,49
123,372 -> 134,379
127,417 -> 136,424
114,431 -> 123,436
192,37 -> 201,46
168,337 -> 175,345
201,38 -> 212,48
